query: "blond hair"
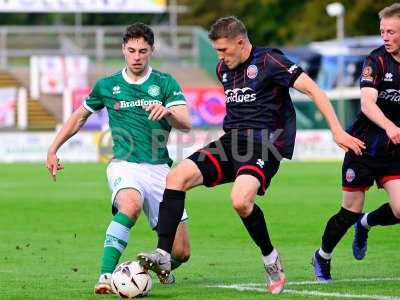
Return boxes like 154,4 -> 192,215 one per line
379,3 -> 400,19
208,16 -> 247,41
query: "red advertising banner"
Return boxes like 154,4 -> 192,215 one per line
183,87 -> 226,127
37,56 -> 89,95
71,86 -> 108,130
0,87 -> 17,127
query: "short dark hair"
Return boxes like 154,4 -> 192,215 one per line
379,3 -> 400,19
208,16 -> 247,41
123,22 -> 154,46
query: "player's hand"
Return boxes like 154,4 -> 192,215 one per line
144,103 -> 170,121
333,130 -> 365,155
385,124 -> 400,144
46,152 -> 64,181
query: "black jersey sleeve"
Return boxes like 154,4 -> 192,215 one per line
359,55 -> 383,89
265,48 -> 303,87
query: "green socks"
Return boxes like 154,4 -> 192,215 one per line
100,212 -> 135,274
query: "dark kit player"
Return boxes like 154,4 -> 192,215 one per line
138,16 -> 364,294
313,3 -> 400,282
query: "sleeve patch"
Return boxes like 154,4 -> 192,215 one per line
361,66 -> 374,82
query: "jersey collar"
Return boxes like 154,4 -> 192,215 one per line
122,66 -> 153,85
243,45 -> 255,66
228,45 -> 255,71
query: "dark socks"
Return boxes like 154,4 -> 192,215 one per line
171,256 -> 182,270
241,204 -> 274,256
321,207 -> 361,253
157,189 -> 185,253
367,203 -> 400,226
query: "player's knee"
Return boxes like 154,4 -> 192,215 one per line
341,192 -> 364,213
118,205 -> 141,219
116,194 -> 142,219
166,168 -> 193,191
166,169 -> 186,190
231,194 -> 252,216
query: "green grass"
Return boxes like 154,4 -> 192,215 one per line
0,162 -> 399,299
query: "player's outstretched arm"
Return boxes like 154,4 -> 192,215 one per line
360,87 -> 400,144
46,105 -> 92,181
145,104 -> 191,132
165,105 -> 191,131
293,73 -> 365,155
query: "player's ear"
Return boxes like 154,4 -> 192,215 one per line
237,37 -> 245,48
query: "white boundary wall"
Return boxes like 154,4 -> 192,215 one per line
0,130 -> 344,163
0,132 -> 98,163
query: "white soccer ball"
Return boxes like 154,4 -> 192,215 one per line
111,261 -> 152,298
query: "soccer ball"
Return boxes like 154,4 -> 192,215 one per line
111,261 -> 152,298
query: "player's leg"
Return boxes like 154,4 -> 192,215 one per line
171,222 -> 191,270
231,174 -> 274,259
230,139 -> 283,294
159,222 -> 191,284
374,179 -> 400,224
157,159 -> 201,254
352,162 -> 400,260
313,153 -> 370,282
353,179 -> 400,260
312,191 -> 364,282
138,138 -> 233,278
363,178 -> 400,228
231,173 -> 284,294
95,161 -> 144,294
95,189 -> 141,294
138,163 -> 191,284
137,159 -> 202,278
151,222 -> 191,284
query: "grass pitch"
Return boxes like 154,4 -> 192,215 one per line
0,162 -> 399,300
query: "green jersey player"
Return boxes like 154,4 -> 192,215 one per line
46,23 -> 191,294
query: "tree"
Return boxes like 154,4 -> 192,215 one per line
178,0 -> 395,45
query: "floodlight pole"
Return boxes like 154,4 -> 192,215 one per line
168,1 -> 188,60
0,28 -> 7,69
169,0 -> 179,58
326,2 -> 346,126
75,12 -> 82,49
337,8 -> 345,127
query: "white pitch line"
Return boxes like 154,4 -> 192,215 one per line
209,279 -> 400,300
287,277 -> 400,286
285,289 -> 400,300
218,277 -> 400,287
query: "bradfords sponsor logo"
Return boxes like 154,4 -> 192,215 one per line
378,89 -> 400,102
114,99 -> 162,110
224,87 -> 256,103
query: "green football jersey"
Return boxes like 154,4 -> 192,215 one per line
84,67 -> 186,165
